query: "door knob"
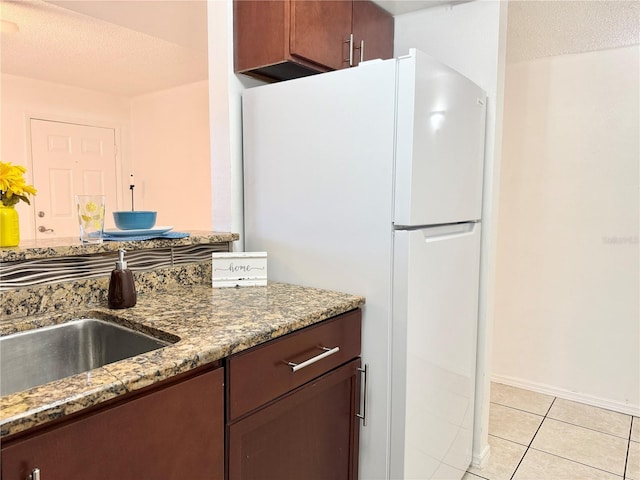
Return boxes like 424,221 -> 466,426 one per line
38,226 -> 54,233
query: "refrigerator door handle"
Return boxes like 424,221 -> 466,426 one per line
421,222 -> 478,242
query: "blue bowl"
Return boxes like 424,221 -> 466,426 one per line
113,211 -> 157,230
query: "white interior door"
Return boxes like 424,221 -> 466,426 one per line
30,119 -> 118,239
391,222 -> 482,480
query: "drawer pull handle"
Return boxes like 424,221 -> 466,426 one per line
28,468 -> 41,480
287,346 -> 340,372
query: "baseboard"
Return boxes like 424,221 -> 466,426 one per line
491,374 -> 640,417
471,444 -> 490,468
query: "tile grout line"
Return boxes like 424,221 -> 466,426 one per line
493,399 -> 633,440
518,403 -> 631,478
526,445 -> 627,478
467,472 -> 490,480
544,416 -> 633,441
540,411 -> 635,478
623,417 -> 634,479
488,433 -> 531,448
490,400 -> 548,417
492,385 -> 635,479
508,397 -> 557,480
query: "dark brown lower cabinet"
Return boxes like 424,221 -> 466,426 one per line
1,366 -> 224,480
227,359 -> 361,480
226,310 -> 363,480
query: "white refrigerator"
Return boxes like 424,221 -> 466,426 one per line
242,49 -> 486,480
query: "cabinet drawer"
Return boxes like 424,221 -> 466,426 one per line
227,309 -> 361,421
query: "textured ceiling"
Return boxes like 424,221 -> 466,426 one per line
46,0 -> 208,52
0,0 -> 208,97
507,0 -> 640,64
2,0 -> 638,96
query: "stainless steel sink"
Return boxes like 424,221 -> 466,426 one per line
0,319 -> 172,396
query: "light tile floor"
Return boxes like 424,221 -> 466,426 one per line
464,383 -> 639,480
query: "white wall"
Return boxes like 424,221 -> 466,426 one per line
394,0 -> 508,466
207,0 -> 263,248
0,74 -> 132,240
493,45 -> 640,415
130,80 -> 212,230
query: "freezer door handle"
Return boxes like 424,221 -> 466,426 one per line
421,222 -> 477,242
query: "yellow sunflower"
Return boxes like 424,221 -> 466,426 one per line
0,161 -> 37,207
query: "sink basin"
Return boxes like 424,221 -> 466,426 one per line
0,319 -> 172,396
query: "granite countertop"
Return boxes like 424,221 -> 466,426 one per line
0,282 -> 365,439
0,231 -> 239,262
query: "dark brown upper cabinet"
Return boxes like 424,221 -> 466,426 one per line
234,0 -> 394,82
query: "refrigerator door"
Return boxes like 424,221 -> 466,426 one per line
243,58 -> 398,480
391,222 -> 481,480
394,49 -> 487,227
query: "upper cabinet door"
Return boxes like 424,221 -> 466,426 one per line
234,0 -> 288,73
290,0 -> 353,70
352,0 -> 394,66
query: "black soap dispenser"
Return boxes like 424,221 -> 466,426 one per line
108,248 -> 137,309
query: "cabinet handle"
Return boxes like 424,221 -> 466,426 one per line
356,364 -> 368,426
353,39 -> 365,65
28,468 -> 41,480
344,34 -> 354,66
287,346 -> 340,372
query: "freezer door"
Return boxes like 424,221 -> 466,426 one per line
394,50 -> 487,226
391,222 -> 481,480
